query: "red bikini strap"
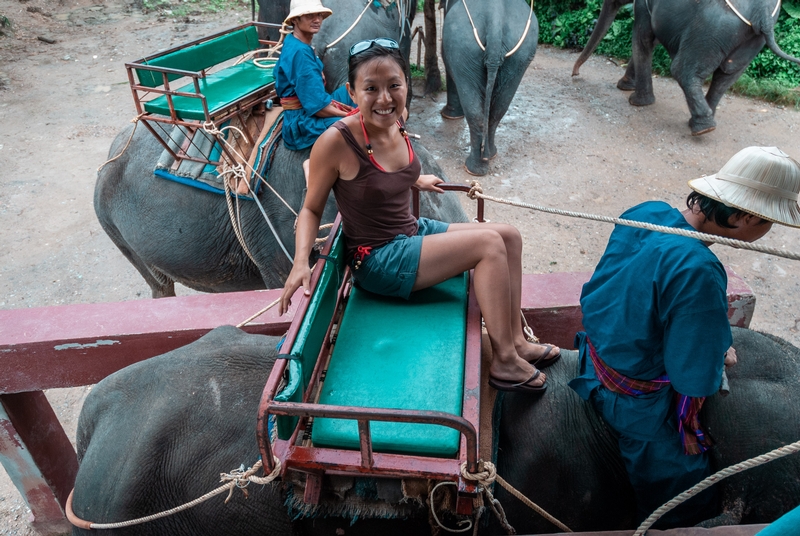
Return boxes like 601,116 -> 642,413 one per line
358,113 -> 414,172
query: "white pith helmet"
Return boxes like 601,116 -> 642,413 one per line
284,0 -> 333,26
688,146 -> 800,228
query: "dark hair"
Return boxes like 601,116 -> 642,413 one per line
686,191 -> 755,228
347,44 -> 408,87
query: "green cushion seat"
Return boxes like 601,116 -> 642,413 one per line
311,273 -> 469,458
143,62 -> 275,121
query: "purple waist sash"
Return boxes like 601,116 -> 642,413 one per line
587,338 -> 712,455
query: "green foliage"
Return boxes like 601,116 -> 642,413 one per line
537,0 -> 800,104
410,62 -> 425,79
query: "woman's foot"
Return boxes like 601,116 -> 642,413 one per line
489,356 -> 546,389
517,341 -> 561,369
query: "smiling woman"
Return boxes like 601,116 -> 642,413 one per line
279,40 -> 562,395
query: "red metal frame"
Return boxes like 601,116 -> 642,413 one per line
257,187 -> 487,513
125,22 -> 283,168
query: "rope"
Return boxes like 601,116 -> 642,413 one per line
724,0 -> 781,26
634,439 -> 800,535
459,0 -> 534,58
326,0 -> 373,50
503,0 -> 534,58
494,473 -> 572,533
460,0 -> 485,52
430,481 -> 474,533
67,457 -> 281,530
237,296 -> 281,328
466,182 -> 800,262
460,461 -> 517,534
222,165 -> 262,267
97,114 -> 145,172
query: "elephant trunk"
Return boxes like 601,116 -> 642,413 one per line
572,0 -> 631,76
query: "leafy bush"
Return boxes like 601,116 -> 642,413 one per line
536,0 -> 800,92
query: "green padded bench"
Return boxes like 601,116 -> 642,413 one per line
131,24 -> 275,121
311,273 -> 469,458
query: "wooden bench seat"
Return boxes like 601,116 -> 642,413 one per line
128,24 -> 276,123
311,274 -> 468,458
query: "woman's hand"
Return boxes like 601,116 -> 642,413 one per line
279,263 -> 312,316
415,174 -> 444,193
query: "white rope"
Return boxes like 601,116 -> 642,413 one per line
634,439 -> 800,535
466,182 -> 800,262
461,0 -> 485,52
459,0 -> 534,57
82,458 -> 281,530
97,114 -> 145,172
326,0 -> 373,50
430,481 -> 474,533
724,0 -> 781,26
504,0 -> 534,58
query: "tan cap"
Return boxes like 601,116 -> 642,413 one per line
284,0 -> 332,25
688,146 -> 800,228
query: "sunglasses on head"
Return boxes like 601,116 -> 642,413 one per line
349,38 -> 399,57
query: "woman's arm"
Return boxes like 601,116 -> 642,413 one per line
279,129 -> 343,315
414,174 -> 445,194
314,103 -> 349,118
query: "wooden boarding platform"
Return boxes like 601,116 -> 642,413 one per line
0,269 -> 755,532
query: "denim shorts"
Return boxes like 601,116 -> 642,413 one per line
352,217 -> 449,299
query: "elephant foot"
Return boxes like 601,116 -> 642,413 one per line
482,145 -> 498,161
629,92 -> 655,107
464,154 -> 489,176
441,104 -> 464,120
689,115 -> 717,136
617,75 -> 636,91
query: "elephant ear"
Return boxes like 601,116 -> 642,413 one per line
783,1 -> 800,18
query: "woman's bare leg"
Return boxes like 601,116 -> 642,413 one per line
441,223 -> 560,362
413,226 -> 545,386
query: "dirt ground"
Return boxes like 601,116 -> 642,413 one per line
0,1 -> 798,533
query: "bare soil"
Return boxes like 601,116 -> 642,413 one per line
0,1 -> 797,533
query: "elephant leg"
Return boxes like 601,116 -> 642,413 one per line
670,54 -> 717,135
705,36 -> 764,113
441,67 -> 465,119
617,59 -> 637,91
101,222 -> 177,298
628,3 -> 656,107
465,120 -> 489,176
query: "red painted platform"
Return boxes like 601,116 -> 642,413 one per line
0,269 -> 755,534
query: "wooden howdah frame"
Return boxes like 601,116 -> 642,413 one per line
257,186 -> 487,515
124,22 -> 282,169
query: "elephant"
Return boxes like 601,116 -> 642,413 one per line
70,326 -> 800,534
571,0 -> 800,135
97,0 -> 444,298
440,0 -> 538,176
256,0 -> 417,93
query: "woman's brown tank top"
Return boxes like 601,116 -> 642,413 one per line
330,121 -> 420,258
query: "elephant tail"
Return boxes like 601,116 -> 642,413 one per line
480,59 -> 500,162
755,4 -> 800,66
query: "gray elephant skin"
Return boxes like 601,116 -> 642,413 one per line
257,0 -> 416,94
71,326 -> 800,534
440,0 -> 538,176
572,0 -> 800,135
96,0 -> 458,298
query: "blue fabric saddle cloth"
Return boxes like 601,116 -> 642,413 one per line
153,109 -> 283,200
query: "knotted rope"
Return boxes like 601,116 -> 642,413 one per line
429,461 -> 572,534
97,114 -> 145,172
66,457 -> 281,530
460,0 -> 534,58
467,182 -> 800,262
325,0 -> 373,49
635,439 -> 800,535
